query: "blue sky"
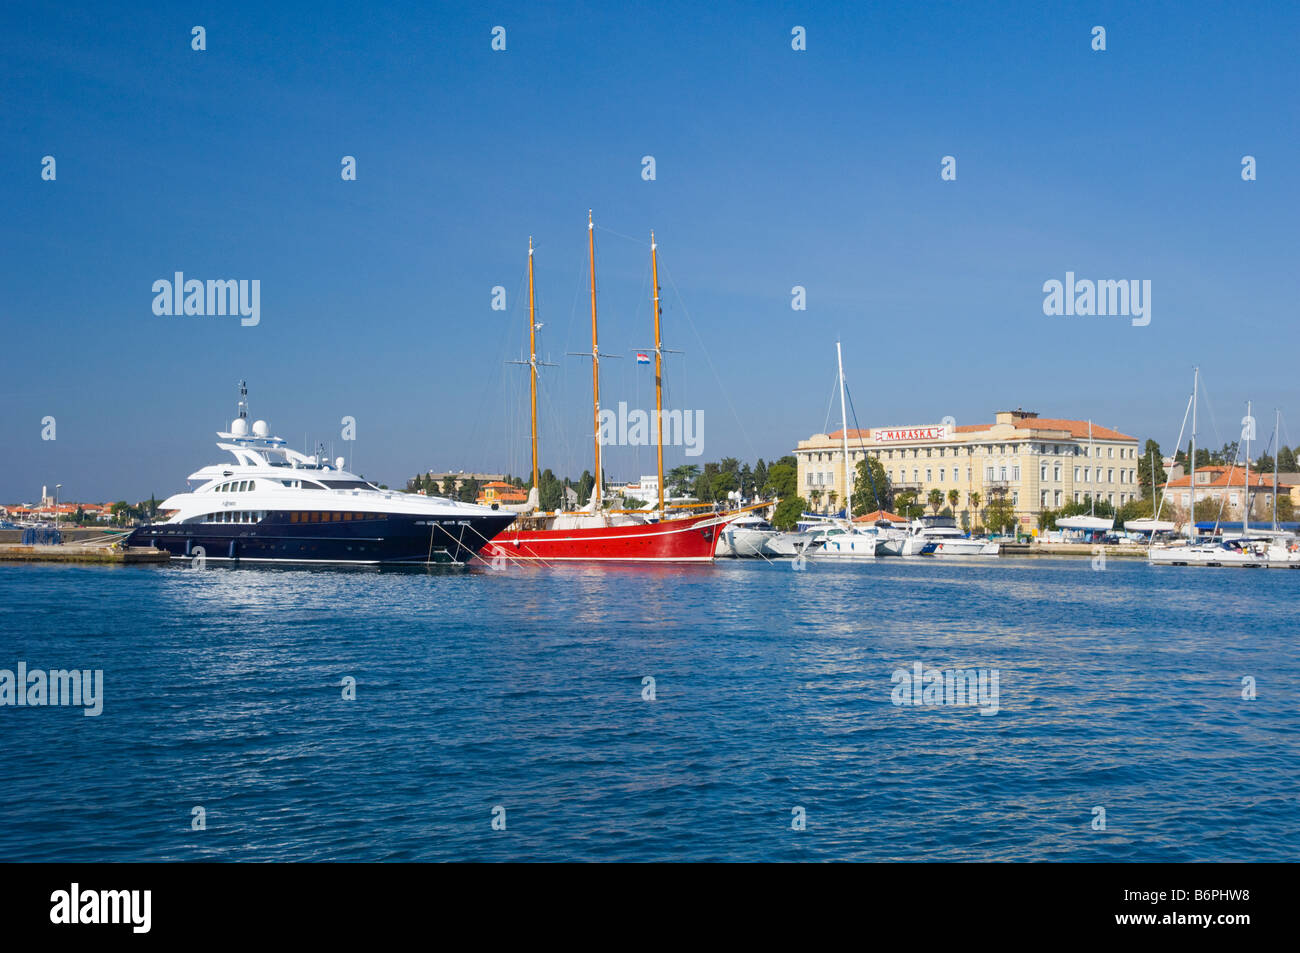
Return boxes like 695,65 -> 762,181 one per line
3,0 -> 1297,501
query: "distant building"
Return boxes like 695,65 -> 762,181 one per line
795,409 -> 1141,529
424,472 -> 506,491
1161,466 -> 1286,521
476,481 -> 527,506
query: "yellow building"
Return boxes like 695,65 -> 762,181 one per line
795,410 -> 1140,529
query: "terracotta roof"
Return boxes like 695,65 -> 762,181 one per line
826,418 -> 1134,442
481,481 -> 514,488
853,509 -> 907,523
1012,418 -> 1134,441
1163,466 -> 1279,490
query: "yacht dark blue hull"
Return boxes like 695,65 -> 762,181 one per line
127,510 -> 517,566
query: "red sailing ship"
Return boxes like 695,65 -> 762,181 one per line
480,213 -> 742,563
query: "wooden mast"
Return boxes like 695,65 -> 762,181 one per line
651,231 -> 665,516
588,210 -> 602,507
527,237 -> 539,491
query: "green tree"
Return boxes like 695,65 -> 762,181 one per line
1279,446 -> 1299,472
894,489 -> 923,520
772,495 -> 807,531
850,456 -> 891,516
947,489 -> 959,514
984,491 -> 1018,535
753,458 -> 768,494
927,489 -> 944,515
1136,439 -> 1167,498
968,491 -> 982,531
1193,496 -> 1227,524
1116,496 -> 1154,528
458,477 -> 481,504
809,488 -> 823,512
1277,496 -> 1295,521
576,470 -> 595,505
766,463 -> 797,499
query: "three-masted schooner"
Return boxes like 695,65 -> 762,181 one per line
482,212 -> 740,562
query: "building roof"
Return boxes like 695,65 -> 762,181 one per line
1162,466 -> 1279,489
824,415 -> 1134,443
853,509 -> 907,523
1010,418 -> 1134,441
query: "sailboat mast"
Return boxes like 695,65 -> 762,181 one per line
1244,399 -> 1251,533
588,210 -> 602,506
837,342 -> 851,515
527,237 -> 539,490
1189,367 -> 1198,542
651,231 -> 665,516
1089,419 -> 1094,517
1274,408 -> 1280,529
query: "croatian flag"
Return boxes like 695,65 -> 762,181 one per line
636,353 -> 651,364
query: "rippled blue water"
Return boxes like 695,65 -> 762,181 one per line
1,557 -> 1296,861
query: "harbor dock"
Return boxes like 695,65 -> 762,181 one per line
0,529 -> 170,565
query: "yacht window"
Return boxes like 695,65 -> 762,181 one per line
321,480 -> 374,490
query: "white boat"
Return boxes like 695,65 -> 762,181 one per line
911,516 -> 1000,556
814,524 -> 882,558
127,383 -> 516,565
763,530 -> 825,557
875,524 -> 931,557
716,514 -> 780,557
1124,518 -> 1176,534
1149,536 -> 1276,567
1055,515 -> 1115,532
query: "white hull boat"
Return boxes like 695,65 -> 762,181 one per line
716,515 -> 779,557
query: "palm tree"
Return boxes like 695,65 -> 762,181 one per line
928,489 -> 944,515
969,491 -> 982,533
809,489 -> 823,513
827,491 -> 838,515
948,489 -> 959,514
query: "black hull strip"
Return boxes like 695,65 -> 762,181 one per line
126,512 -> 516,566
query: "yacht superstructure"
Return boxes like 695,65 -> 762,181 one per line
127,385 -> 516,565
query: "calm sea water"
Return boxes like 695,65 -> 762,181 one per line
1,556 -> 1296,862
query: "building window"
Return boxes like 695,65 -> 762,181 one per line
925,468 -> 932,482
1012,466 -> 1020,481
985,466 -> 994,481
1107,468 -> 1114,483
1054,466 -> 1061,481
1074,467 -> 1080,481
1054,490 -> 1062,506
1041,465 -> 1048,481
939,468 -> 945,482
999,466 -> 1007,481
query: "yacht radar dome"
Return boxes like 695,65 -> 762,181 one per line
230,418 -> 249,437
335,457 -> 346,469
252,420 -> 269,437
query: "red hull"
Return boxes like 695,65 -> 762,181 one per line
481,511 -> 732,562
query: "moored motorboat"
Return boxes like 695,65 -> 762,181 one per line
127,384 -> 515,565
716,514 -> 779,557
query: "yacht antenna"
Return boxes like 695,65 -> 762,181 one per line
238,380 -> 248,420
